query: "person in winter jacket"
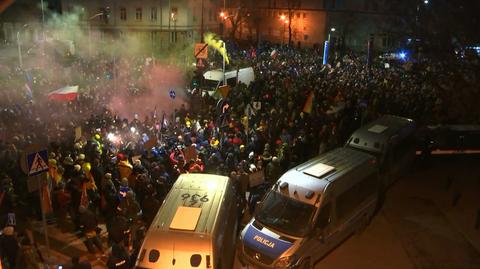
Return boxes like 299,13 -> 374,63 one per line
107,243 -> 130,269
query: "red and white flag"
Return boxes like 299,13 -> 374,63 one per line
48,85 -> 79,101
270,49 -> 278,59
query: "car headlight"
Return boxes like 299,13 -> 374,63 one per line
274,255 -> 297,268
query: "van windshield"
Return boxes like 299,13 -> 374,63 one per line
255,191 -> 315,237
204,79 -> 220,89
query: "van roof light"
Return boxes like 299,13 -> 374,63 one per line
279,182 -> 288,189
303,163 -> 335,178
305,191 -> 315,199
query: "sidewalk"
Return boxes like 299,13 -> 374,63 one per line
31,221 -> 108,268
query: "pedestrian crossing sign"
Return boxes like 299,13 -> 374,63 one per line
27,150 -> 49,176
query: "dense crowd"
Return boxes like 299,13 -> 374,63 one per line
0,41 -> 479,268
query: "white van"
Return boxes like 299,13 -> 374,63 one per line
345,115 -> 416,189
238,147 -> 379,268
203,67 -> 255,90
135,174 -> 239,269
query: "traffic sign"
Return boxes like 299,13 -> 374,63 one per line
27,149 -> 49,176
169,89 -> 176,99
194,43 -> 208,59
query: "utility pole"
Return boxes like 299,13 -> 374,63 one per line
200,0 -> 204,42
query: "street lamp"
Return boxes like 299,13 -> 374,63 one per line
88,12 -> 104,57
279,15 -> 288,44
323,27 -> 335,65
16,24 -> 29,69
219,11 -> 234,38
171,9 -> 178,43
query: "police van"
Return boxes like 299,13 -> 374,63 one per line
345,114 -> 416,189
203,67 -> 255,90
135,174 -> 238,269
238,147 -> 379,269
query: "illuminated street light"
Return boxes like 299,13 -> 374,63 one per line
331,27 -> 336,32
279,15 -> 288,44
424,0 -> 429,4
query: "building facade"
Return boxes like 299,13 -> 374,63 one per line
222,0 -> 406,51
60,0 -> 222,53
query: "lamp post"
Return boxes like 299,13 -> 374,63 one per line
279,15 -> 287,44
222,40 -> 226,86
323,27 -> 335,65
88,12 -> 104,57
220,12 -> 234,38
171,10 -> 177,43
16,24 -> 29,69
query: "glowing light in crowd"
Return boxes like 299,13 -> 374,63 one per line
398,51 -> 407,60
107,133 -> 121,144
130,126 -> 136,133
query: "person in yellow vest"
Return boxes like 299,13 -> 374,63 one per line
48,158 -> 62,186
91,133 -> 103,156
82,161 -> 100,210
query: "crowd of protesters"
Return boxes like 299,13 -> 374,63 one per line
0,40 -> 479,268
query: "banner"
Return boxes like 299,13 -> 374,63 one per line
48,85 -> 79,101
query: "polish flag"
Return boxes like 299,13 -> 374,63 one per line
48,85 -> 79,101
270,49 -> 279,59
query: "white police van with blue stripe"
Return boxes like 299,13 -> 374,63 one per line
238,147 -> 379,268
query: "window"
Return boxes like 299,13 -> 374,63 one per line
120,7 -> 126,21
227,77 -> 237,88
136,8 -> 142,21
97,7 -> 110,24
303,13 -> 307,18
296,13 -> 300,18
209,9 -> 212,21
304,34 -> 309,41
151,7 -> 157,21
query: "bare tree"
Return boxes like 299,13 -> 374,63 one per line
225,1 -> 251,40
286,0 -> 301,46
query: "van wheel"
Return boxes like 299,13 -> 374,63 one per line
299,258 -> 311,269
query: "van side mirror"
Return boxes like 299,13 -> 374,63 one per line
254,201 -> 261,215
